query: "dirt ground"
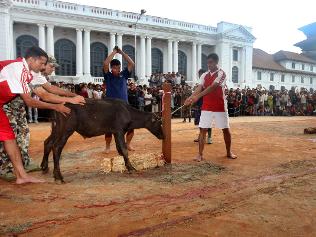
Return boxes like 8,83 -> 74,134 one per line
1,116 -> 316,237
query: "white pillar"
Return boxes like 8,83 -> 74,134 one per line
140,35 -> 146,80
109,32 -> 116,55
197,43 -> 202,71
38,24 -> 46,51
168,39 -> 173,72
191,42 -> 197,81
76,28 -> 83,76
146,37 -> 152,78
116,33 -> 123,62
173,41 -> 178,73
9,20 -> 14,59
47,25 -> 54,56
0,5 -> 11,60
83,29 -> 90,76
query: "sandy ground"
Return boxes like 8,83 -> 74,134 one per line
0,116 -> 316,237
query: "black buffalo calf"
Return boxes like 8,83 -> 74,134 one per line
41,98 -> 164,182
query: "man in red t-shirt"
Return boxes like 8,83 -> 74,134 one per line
185,53 -> 237,161
0,47 -> 70,184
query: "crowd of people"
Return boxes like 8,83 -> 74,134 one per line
39,80 -> 316,123
226,88 -> 316,117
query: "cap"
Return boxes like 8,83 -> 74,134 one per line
48,56 -> 60,68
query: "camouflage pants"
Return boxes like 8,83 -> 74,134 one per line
0,96 -> 31,175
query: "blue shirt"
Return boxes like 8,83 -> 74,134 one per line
103,68 -> 130,102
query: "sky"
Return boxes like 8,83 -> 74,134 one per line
68,0 -> 315,54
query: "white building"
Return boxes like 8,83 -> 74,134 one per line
0,0 -> 255,86
252,49 -> 316,91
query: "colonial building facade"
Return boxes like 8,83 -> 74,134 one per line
252,49 -> 316,91
0,0 -> 255,87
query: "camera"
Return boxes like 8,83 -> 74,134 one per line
114,46 -> 119,51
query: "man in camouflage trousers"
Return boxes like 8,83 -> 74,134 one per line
0,96 -> 34,177
0,56 -> 85,180
181,85 -> 192,123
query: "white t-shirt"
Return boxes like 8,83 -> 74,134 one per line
93,90 -> 103,99
144,93 -> 152,106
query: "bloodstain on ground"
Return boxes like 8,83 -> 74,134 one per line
0,116 -> 316,237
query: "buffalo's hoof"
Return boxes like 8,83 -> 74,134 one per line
41,167 -> 49,174
126,164 -> 136,173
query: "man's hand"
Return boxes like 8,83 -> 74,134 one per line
67,95 -> 86,105
54,103 -> 71,117
116,47 -> 123,55
184,96 -> 198,106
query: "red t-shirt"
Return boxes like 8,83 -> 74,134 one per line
200,68 -> 227,112
0,58 -> 32,104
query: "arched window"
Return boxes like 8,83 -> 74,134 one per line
16,35 -> 38,58
122,45 -> 135,77
201,54 -> 208,71
178,50 -> 187,76
151,48 -> 163,73
232,66 -> 239,83
54,39 -> 76,76
90,42 -> 107,77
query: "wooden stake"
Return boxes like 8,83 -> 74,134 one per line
162,83 -> 172,163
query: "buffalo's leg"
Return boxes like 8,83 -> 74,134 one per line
52,130 -> 74,182
41,134 -> 54,173
113,131 -> 135,171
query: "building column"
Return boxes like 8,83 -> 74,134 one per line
116,33 -> 123,62
140,35 -> 146,80
83,29 -> 91,76
197,43 -> 202,71
76,28 -> 83,76
168,39 -> 173,72
191,42 -> 197,81
9,20 -> 14,59
46,25 -> 54,56
38,24 -> 46,51
109,32 -> 116,55
173,41 -> 178,73
146,37 -> 152,78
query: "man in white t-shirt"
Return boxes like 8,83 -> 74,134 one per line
144,88 -> 153,112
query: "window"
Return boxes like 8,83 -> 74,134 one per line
292,62 -> 295,69
232,66 -> 238,83
151,48 -> 163,74
178,50 -> 187,76
270,73 -> 274,81
301,77 -> 304,84
201,54 -> 208,71
54,39 -> 76,76
302,64 -> 305,70
122,45 -> 135,78
311,65 -> 314,72
16,35 -> 39,57
257,71 -> 261,80
281,74 -> 285,82
90,42 -> 108,77
292,75 -> 295,83
233,49 -> 238,61
310,77 -> 313,85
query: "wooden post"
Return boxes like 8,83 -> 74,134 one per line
162,83 -> 172,163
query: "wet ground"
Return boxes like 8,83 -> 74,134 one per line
0,116 -> 316,237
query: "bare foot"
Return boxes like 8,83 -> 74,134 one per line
16,175 -> 45,184
193,155 -> 203,162
127,145 -> 135,151
227,152 -> 238,159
